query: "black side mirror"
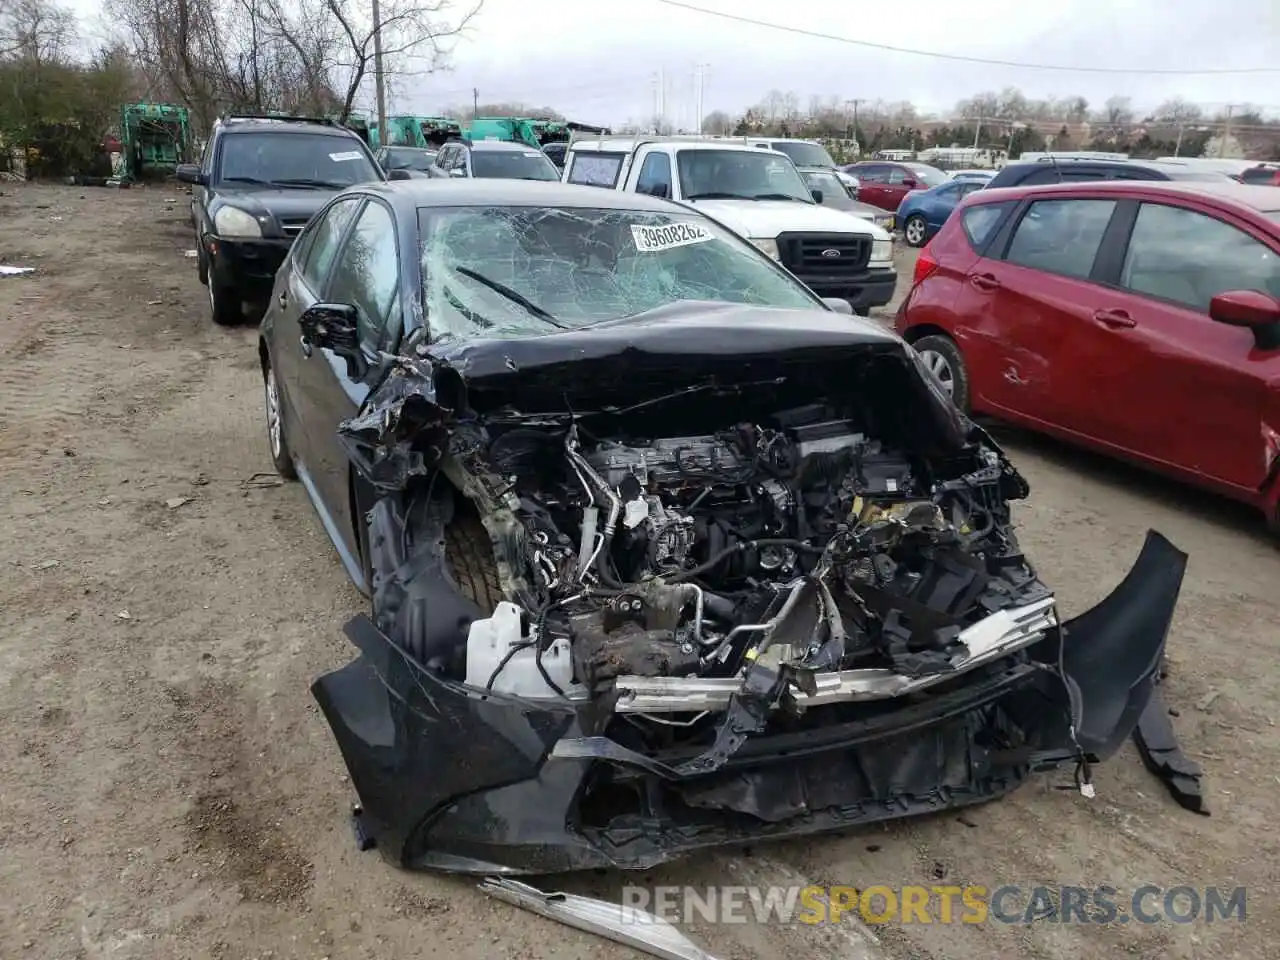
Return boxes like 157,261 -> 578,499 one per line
175,163 -> 205,185
810,188 -> 824,203
386,168 -> 412,181
299,303 -> 368,378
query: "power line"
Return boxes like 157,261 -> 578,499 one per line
654,0 -> 1280,75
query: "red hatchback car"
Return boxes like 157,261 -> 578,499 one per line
895,180 -> 1280,528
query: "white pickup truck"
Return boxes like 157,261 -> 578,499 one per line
562,137 -> 897,313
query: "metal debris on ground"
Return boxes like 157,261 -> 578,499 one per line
164,496 -> 192,510
478,877 -> 722,960
183,250 -> 198,258
0,265 -> 35,276
241,472 -> 284,489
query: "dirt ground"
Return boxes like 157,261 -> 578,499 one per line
2,183 -> 1276,960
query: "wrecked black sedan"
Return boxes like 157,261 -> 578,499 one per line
258,179 -> 1189,876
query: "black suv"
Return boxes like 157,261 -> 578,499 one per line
984,156 -> 1233,190
427,138 -> 561,181
177,115 -> 405,326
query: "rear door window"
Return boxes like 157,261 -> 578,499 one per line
568,151 -> 625,187
961,202 -> 1010,250
854,163 -> 889,182
1119,203 -> 1280,311
1004,199 -> 1117,279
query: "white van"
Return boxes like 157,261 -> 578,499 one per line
563,137 -> 896,313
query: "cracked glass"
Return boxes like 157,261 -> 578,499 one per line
416,205 -> 821,341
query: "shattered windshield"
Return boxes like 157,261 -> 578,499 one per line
418,205 -> 820,341
216,133 -> 380,188
471,150 -> 561,181
771,140 -> 836,168
677,149 -> 813,202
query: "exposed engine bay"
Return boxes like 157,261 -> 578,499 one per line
439,401 -> 1053,724
316,314 -> 1195,875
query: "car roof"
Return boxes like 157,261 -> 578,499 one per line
571,137 -> 787,156
218,120 -> 353,137
463,139 -> 547,152
351,178 -> 693,213
969,178 -> 1280,218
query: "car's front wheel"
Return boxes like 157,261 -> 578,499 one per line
912,334 -> 970,413
263,360 -> 297,479
903,214 -> 929,248
208,274 -> 241,327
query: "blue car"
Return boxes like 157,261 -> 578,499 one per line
896,178 -> 988,247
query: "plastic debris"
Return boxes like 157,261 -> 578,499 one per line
0,265 -> 35,276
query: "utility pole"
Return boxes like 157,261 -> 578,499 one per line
693,63 -> 708,133
371,0 -> 387,141
1219,104 -> 1234,158
845,99 -> 863,151
472,87 -> 479,119
1174,123 -> 1184,157
972,117 -> 982,149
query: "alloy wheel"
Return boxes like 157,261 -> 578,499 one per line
265,367 -> 283,458
918,348 -> 955,397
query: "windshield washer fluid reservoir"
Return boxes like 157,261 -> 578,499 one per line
465,601 -> 575,697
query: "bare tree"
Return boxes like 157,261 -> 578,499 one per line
318,0 -> 480,122
2,0 -> 76,64
700,109 -> 730,135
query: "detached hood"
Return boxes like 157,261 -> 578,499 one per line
214,187 -> 335,224
689,198 -> 890,241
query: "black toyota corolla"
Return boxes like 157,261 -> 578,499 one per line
258,178 -> 1193,876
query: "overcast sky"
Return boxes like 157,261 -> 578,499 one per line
396,0 -> 1278,125
71,0 -> 1277,126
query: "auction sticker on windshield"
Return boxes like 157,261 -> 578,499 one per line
631,222 -> 715,252
329,151 -> 365,162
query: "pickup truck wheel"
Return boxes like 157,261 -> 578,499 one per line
903,215 -> 928,247
913,334 -> 970,413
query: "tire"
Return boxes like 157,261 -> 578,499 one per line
208,266 -> 241,326
262,361 -> 297,480
444,512 -> 502,616
903,214 -> 929,248
196,230 -> 208,286
913,334 -> 970,413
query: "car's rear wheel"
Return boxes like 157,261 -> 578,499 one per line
209,274 -> 241,326
903,214 -> 928,248
263,361 -> 297,479
913,334 -> 970,412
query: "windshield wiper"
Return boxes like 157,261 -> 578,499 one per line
221,176 -> 271,186
684,191 -> 754,200
453,266 -> 568,329
270,177 -> 350,190
753,192 -> 808,202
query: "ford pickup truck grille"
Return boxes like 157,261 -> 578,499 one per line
776,232 -> 871,274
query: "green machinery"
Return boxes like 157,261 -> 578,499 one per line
119,103 -> 193,181
368,115 -> 461,149
464,117 -> 612,147
330,110 -> 371,145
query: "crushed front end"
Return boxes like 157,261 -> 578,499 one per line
312,324 -> 1188,874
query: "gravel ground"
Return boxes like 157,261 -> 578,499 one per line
2,183 -> 1275,960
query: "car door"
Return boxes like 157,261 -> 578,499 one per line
919,182 -> 962,228
853,164 -> 891,209
271,195 -> 364,469
881,165 -> 918,210
293,197 -> 406,570
1067,200 -> 1280,494
953,195 -> 1121,426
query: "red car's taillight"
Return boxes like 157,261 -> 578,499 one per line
913,242 -> 939,286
